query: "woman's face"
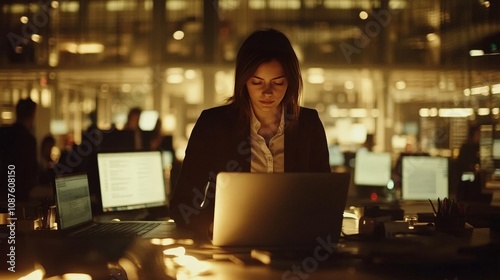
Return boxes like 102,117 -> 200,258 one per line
246,59 -> 288,115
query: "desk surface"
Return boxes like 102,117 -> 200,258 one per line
3,218 -> 500,280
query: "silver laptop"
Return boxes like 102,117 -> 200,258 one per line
212,172 -> 350,248
54,173 -> 175,238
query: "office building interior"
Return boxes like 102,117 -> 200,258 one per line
1,1 -> 500,279
2,0 -> 500,202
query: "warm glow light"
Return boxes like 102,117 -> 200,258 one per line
166,68 -> 185,84
426,33 -> 439,42
41,88 -> 51,107
370,109 -> 380,117
478,108 -> 490,116
139,110 -> 159,131
173,30 -> 185,40
20,16 -> 29,24
307,68 -> 325,84
60,1 -> 79,12
328,106 -> 351,118
395,80 -> 406,90
163,246 -> 186,257
49,51 -> 59,67
18,268 -> 45,280
344,80 -> 354,90
251,250 -> 271,265
492,84 -> 500,94
158,238 -> 193,246
1,111 -> 13,120
350,123 -> 367,144
438,108 -> 474,117
350,108 -> 367,118
172,255 -> 211,278
166,0 -> 187,10
62,273 -> 92,280
184,69 -> 196,79
31,34 -> 41,42
469,50 -> 485,56
392,135 -> 407,149
249,0 -> 266,9
359,11 -> 368,20
269,0 -> 300,9
50,119 -> 68,135
419,108 -> 430,117
163,114 -> 177,132
428,108 -> 438,117
62,42 -> 105,54
30,88 -> 39,103
469,85 -> 490,95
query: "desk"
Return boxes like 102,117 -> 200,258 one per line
2,220 -> 499,280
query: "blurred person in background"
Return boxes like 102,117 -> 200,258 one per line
123,107 -> 144,150
0,98 -> 38,204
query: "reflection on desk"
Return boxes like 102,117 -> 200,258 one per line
2,222 -> 499,280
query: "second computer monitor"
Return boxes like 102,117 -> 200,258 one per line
401,156 -> 449,201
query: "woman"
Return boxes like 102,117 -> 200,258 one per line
169,28 -> 331,234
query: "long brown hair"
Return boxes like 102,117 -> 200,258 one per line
227,28 -> 302,127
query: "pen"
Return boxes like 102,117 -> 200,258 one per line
428,199 -> 437,215
200,177 -> 212,208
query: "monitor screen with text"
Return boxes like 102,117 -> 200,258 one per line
97,151 -> 167,212
402,156 -> 448,200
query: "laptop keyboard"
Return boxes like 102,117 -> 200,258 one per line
74,222 -> 162,237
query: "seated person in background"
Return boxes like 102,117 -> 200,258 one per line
456,124 -> 492,203
169,28 -> 331,235
123,107 -> 145,150
38,134 -> 56,185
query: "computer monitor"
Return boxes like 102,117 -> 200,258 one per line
96,151 -> 167,212
401,156 -> 449,200
354,151 -> 392,187
353,151 -> 393,201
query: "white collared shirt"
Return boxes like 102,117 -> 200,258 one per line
250,107 -> 285,173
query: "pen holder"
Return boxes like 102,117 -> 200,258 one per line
434,214 -> 466,236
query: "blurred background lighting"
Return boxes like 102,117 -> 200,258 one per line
395,80 -> 406,90
359,11 -> 368,20
31,34 -> 41,43
469,49 -> 485,56
344,80 -> 355,90
492,84 -> 500,94
173,30 -> 185,40
62,273 -> 92,280
478,108 -> 490,116
307,68 -> 325,84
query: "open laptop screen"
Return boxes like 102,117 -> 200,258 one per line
401,156 -> 449,200
55,173 -> 93,230
97,151 -> 167,212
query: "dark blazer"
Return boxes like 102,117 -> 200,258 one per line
169,104 -> 330,234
